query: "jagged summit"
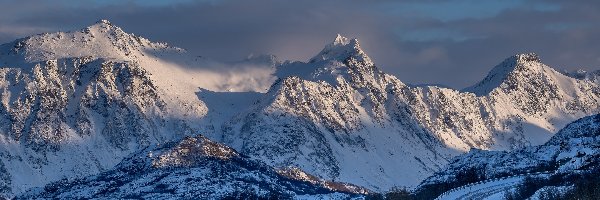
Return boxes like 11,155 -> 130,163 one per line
309,34 -> 372,65
332,34 -> 352,46
463,52 -> 551,95
461,52 -> 600,117
512,52 -> 541,63
488,52 -> 544,76
97,19 -> 112,25
489,52 -> 544,79
275,34 -> 382,86
85,19 -> 121,32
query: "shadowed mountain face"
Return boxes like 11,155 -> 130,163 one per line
0,21 -> 599,197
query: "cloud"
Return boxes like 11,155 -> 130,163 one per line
183,60 -> 278,92
0,0 -> 599,89
199,65 -> 277,92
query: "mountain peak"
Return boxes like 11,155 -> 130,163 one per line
86,19 -> 123,33
332,34 -> 351,46
275,34 -> 380,85
496,52 -> 542,71
97,19 -> 112,25
463,52 -> 548,95
512,52 -> 541,63
309,34 -> 370,65
0,19 -> 173,63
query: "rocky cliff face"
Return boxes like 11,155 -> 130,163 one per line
0,58 -> 167,150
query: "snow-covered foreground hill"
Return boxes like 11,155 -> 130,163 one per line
16,134 -> 367,199
0,20 -> 599,197
417,114 -> 600,199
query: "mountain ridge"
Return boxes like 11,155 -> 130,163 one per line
224,34 -> 600,190
0,19 -> 179,65
0,21 -> 598,196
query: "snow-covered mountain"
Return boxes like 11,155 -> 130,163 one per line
416,113 -> 600,199
16,134 -> 367,199
0,20 -> 599,197
0,20 -> 276,197
222,34 -> 600,190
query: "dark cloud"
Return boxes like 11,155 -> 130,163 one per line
0,0 -> 599,89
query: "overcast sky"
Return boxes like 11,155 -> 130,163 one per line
0,0 -> 599,89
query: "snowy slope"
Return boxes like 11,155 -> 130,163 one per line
16,135 -> 367,199
223,35 -> 600,191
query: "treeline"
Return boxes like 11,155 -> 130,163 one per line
406,160 -> 559,200
365,187 -> 412,200
419,166 -> 496,199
